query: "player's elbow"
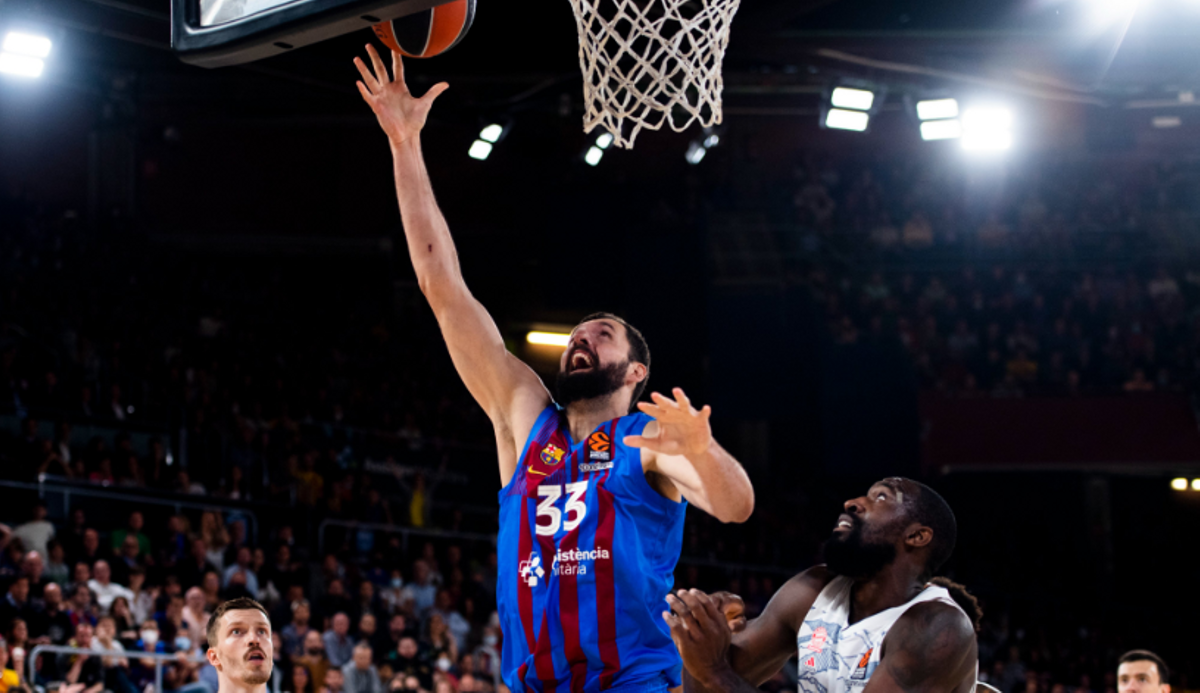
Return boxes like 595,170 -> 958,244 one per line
716,488 -> 755,524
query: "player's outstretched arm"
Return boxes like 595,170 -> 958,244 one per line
665,569 -> 829,693
863,601 -> 977,693
356,46 -> 550,484
625,388 -> 754,523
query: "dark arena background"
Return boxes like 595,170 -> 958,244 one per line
2,0 -> 1200,690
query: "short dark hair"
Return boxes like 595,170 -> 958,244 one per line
902,480 -> 957,580
207,597 -> 270,649
1119,650 -> 1170,685
578,312 -> 651,405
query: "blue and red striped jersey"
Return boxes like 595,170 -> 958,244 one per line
497,405 -> 687,693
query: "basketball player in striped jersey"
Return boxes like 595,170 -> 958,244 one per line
354,46 -> 755,693
666,478 -> 978,693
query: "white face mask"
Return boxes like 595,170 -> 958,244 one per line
436,658 -> 452,672
141,631 -> 159,646
482,634 -> 498,647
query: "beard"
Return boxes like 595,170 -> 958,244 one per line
555,359 -> 628,406
240,665 -> 272,686
822,520 -> 897,580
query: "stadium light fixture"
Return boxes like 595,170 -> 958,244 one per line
961,106 -> 1013,152
920,119 -> 963,141
1193,478 -> 1200,491
583,131 -> 614,166
4,31 -> 52,57
1171,477 -> 1188,491
916,98 -> 959,121
527,331 -> 571,347
0,30 -> 52,78
685,141 -> 706,165
467,122 -> 509,161
1152,116 -> 1182,128
467,140 -> 493,161
825,108 -> 870,132
831,87 -> 876,111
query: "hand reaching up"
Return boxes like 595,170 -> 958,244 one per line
354,44 -> 448,147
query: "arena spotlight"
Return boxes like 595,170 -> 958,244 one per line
685,141 -> 706,165
0,30 -> 52,78
916,98 -> 959,121
526,331 -> 571,347
920,119 -> 962,141
1193,478 -> 1200,491
961,106 -> 1013,152
824,108 -> 870,132
584,131 -> 614,167
830,87 -> 876,111
468,122 -> 509,161
1171,477 -> 1188,491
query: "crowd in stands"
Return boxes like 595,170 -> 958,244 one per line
0,504 -> 502,693
715,155 -> 1200,397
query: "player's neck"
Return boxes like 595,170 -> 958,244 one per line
564,395 -> 627,442
847,566 -> 926,625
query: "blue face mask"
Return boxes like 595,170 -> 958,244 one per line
175,636 -> 192,652
391,578 -> 403,588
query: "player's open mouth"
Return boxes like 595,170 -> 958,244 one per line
834,515 -> 855,532
569,350 -> 595,372
246,652 -> 266,662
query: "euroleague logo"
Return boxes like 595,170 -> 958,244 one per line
580,431 -> 614,472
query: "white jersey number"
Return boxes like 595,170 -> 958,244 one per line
536,482 -> 589,535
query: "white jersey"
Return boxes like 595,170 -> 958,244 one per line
795,576 -> 967,693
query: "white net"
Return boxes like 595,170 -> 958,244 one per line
568,0 -> 741,149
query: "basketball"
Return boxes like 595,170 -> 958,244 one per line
372,0 -> 476,59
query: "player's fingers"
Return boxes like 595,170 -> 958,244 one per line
700,404 -> 712,420
676,591 -> 715,631
673,387 -> 692,411
366,43 -> 390,84
665,593 -> 693,620
650,391 -> 678,409
622,435 -> 648,449
354,58 -> 380,93
356,81 -> 376,104
662,611 -> 686,632
694,589 -> 723,623
422,82 -> 450,103
635,401 -> 665,418
392,49 -> 404,87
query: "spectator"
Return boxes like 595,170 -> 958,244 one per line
178,540 -> 217,591
406,563 -> 437,618
11,504 -> 55,557
282,600 -> 313,658
286,664 -> 315,693
379,570 -> 412,616
322,613 -> 354,669
322,668 -> 345,693
58,621 -> 105,693
295,630 -> 330,692
180,588 -> 210,651
201,571 -> 222,610
0,577 -> 38,633
21,551 -> 51,599
0,637 -> 26,693
110,597 -> 138,645
222,547 -> 260,599
427,592 -> 468,655
109,512 -> 151,557
384,637 -> 431,692
45,541 -> 69,586
1124,368 -> 1155,393
423,614 -> 457,674
33,583 -> 72,644
87,561 -> 134,614
341,643 -> 383,693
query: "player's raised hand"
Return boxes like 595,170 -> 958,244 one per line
354,44 -> 448,147
624,388 -> 712,457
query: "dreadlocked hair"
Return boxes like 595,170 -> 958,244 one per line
930,577 -> 982,633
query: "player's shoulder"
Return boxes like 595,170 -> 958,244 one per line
764,566 -> 836,632
881,600 -> 976,682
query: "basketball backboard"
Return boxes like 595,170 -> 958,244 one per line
172,0 -> 452,68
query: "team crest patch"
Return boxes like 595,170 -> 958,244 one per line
796,621 -> 842,675
540,443 -> 566,466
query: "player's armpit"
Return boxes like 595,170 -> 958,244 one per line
864,602 -> 977,693
429,284 -> 551,482
727,567 -> 832,687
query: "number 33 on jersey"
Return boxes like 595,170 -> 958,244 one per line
497,406 -> 689,693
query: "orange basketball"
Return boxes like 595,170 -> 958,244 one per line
372,0 -> 475,59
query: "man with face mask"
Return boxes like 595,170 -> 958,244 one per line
665,478 -> 979,693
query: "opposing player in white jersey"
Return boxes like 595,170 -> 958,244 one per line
665,477 -> 979,693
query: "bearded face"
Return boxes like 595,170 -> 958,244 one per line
555,358 -> 629,406
822,512 -> 898,579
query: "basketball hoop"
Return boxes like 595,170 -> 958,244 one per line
567,0 -> 741,149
